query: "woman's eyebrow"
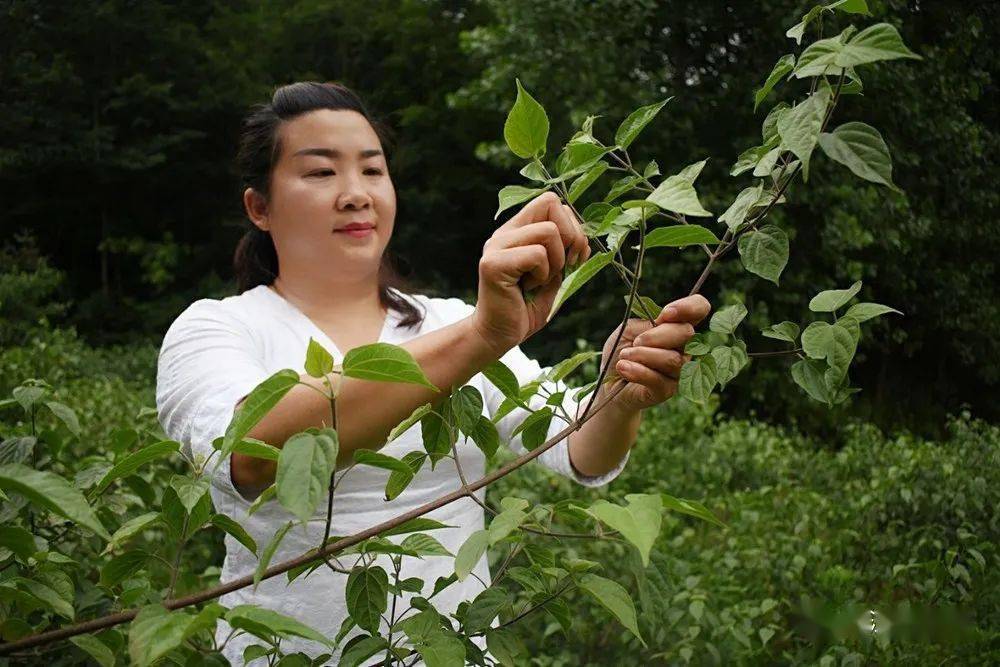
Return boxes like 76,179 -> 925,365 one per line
292,147 -> 383,159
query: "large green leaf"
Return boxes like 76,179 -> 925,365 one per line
791,358 -> 836,405
754,54 -> 796,111
94,440 -> 179,494
504,79 -> 549,158
646,160 -> 712,216
711,344 -> 750,389
469,416 -> 500,460
454,529 -> 489,581
0,526 -> 36,560
220,370 -> 300,458
710,303 -> 749,335
836,22 -> 921,67
579,574 -> 645,646
555,142 -> 608,177
128,605 -> 194,667
843,302 -> 902,322
819,122 -> 900,192
451,386 -> 484,435
809,280 -> 862,312
69,635 -> 115,667
801,321 -> 858,375
0,464 -> 109,539
345,566 -> 389,633
738,224 -> 789,284
464,588 -> 511,633
343,343 -> 437,390
640,225 -> 719,249
586,494 -> 662,567
761,321 -> 801,343
718,183 -> 765,231
777,86 -> 831,180
225,604 -> 334,647
615,97 -> 672,149
678,355 -> 718,404
495,185 -> 547,220
546,251 -> 614,322
276,430 -> 338,522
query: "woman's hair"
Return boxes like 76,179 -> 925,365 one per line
233,81 -> 424,328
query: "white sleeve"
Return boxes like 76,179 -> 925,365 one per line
485,344 -> 630,488
155,300 -> 274,501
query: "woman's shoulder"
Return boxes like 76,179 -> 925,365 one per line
163,285 -> 273,339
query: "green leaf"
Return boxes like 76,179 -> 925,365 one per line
343,343 -> 437,391
519,160 -> 548,182
732,141 -> 778,177
712,344 -> 749,389
339,636 -> 388,667
555,142 -> 609,178
254,521 -> 293,589
684,332 -> 713,356
400,533 -> 452,557
276,430 -> 338,522
646,160 -> 712,216
504,79 -> 549,158
105,513 -> 159,553
247,484 -> 276,516
128,605 -> 194,667
587,494 -> 662,567
220,370 -> 300,459
465,588 -> 510,633
486,628 -> 526,667
16,578 -> 73,619
754,54 -> 796,111
455,529 -> 489,581
495,185 -> 547,220
0,526 -> 36,560
718,183 -> 765,231
385,452 -> 424,501
777,86 -> 831,180
829,0 -> 870,14
710,303 -> 749,335
801,321 -> 858,374
304,338 -> 334,378
640,225 -> 719,249
94,440 -> 179,495
786,5 -> 825,44
211,514 -> 258,556
761,321 -> 801,343
420,409 -> 455,464
624,295 -> 662,321
451,386 -> 484,435
388,403 -> 433,443
69,635 -> 115,667
547,251 -> 614,322
225,604 -> 334,647
0,464 -> 110,539
763,104 -> 790,144
354,449 -> 412,475
169,475 -> 210,514
809,280 -> 862,312
843,302 -> 903,322
791,358 -> 836,405
44,401 -> 80,437
819,122 -> 900,192
226,437 -> 282,461
660,493 -> 726,527
567,162 -> 609,204
615,98 -> 672,149
546,351 -> 601,382
511,407 -> 553,450
488,502 -> 528,545
415,634 -> 466,667
469,416 -> 500,460
345,566 -> 389,633
100,550 -> 149,588
837,22 -> 921,67
380,517 -> 452,538
605,175 -> 642,203
678,356 -> 718,404
579,574 -> 645,646
482,360 -> 521,403
738,224 -> 789,284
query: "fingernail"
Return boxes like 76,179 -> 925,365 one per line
619,348 -> 633,359
662,306 -> 678,320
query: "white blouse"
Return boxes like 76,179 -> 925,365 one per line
155,284 -> 629,664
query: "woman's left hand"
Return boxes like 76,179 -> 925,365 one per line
596,294 -> 712,413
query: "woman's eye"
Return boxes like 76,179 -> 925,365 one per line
309,170 -> 334,177
365,169 -> 383,176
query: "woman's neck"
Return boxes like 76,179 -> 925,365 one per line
271,270 -> 385,324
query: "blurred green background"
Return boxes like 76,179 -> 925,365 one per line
1,0 -> 998,663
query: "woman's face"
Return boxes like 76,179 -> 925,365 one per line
246,109 -> 396,284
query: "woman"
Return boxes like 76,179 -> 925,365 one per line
156,81 -> 709,664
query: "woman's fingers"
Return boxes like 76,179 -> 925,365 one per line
657,294 -> 712,325
617,346 -> 686,378
561,204 -> 591,267
485,221 -> 566,289
615,359 -> 678,402
480,244 -> 551,292
632,321 -> 697,350
503,192 -> 588,267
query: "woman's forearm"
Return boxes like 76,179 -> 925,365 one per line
566,387 -> 639,477
232,315 -> 501,490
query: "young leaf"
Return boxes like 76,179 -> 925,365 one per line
495,185 -> 548,220
646,161 -> 713,216
718,183 -> 765,231
504,79 -> 549,158
678,355 -> 718,404
455,529 -> 489,581
738,225 -> 789,284
276,430 -> 338,522
128,605 -> 194,667
546,251 -> 614,322
819,122 -> 900,192
809,280 -> 862,312
761,321 -> 801,343
640,225 -> 720,249
343,343 -> 438,390
345,566 -> 389,633
304,338 -> 334,378
400,533 -> 452,557
420,409 -> 455,464
754,54 -> 796,111
169,475 -> 210,514
578,574 -> 645,646
801,321 -> 858,374
555,142 -> 608,177
380,517 -> 452,538
586,494 -> 662,567
710,303 -> 749,335
615,97 -> 672,149
0,464 -> 110,539
777,86 -> 831,180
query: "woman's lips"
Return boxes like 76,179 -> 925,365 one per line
335,226 -> 375,238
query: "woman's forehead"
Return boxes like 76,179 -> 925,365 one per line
279,109 -> 382,158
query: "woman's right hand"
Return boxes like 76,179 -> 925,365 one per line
471,191 -> 592,354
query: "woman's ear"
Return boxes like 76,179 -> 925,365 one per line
243,187 -> 269,231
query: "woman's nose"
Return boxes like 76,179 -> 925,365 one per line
337,171 -> 372,210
